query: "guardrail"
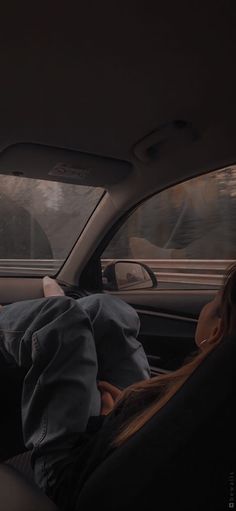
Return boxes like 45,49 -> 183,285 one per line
0,259 -> 62,276
102,259 -> 235,271
0,258 -> 234,285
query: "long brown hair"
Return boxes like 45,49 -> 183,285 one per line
112,263 -> 236,447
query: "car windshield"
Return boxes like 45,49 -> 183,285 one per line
0,174 -> 104,275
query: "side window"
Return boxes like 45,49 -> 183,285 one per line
0,174 -> 103,275
102,166 -> 236,290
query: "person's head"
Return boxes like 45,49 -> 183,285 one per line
195,263 -> 236,351
113,263 -> 236,447
195,291 -> 223,349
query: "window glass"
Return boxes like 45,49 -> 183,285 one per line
102,166 -> 236,290
0,174 -> 104,275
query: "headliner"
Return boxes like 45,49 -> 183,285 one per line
0,2 -> 236,182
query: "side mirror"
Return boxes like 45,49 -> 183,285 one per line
102,260 -> 158,291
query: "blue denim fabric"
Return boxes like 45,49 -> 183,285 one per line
0,294 -> 150,493
79,294 -> 150,389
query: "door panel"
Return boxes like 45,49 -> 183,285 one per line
109,290 -> 214,317
137,310 -> 197,371
109,290 -> 214,372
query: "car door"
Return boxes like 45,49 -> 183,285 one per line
98,166 -> 236,374
104,289 -> 209,375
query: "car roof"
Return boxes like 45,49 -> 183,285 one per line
0,3 -> 236,191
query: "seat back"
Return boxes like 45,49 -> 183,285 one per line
77,336 -> 234,511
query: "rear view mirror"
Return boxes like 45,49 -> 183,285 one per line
102,260 -> 158,291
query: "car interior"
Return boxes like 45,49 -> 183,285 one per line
0,2 -> 235,510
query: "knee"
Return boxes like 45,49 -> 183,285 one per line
42,295 -> 75,312
82,293 -> 124,316
91,293 -> 139,326
31,296 -> 84,329
79,293 -> 139,330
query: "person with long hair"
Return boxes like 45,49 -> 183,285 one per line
0,266 -> 235,510
110,266 -> 235,448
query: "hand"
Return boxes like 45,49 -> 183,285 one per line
97,381 -> 123,415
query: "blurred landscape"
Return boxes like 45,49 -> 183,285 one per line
104,166 -> 236,261
0,166 -> 236,267
0,175 -> 103,260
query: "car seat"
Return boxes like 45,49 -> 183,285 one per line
76,335 -> 234,511
0,335 -> 234,511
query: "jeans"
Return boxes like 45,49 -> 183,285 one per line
0,293 -> 150,493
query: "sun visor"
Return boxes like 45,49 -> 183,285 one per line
0,143 -> 132,187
